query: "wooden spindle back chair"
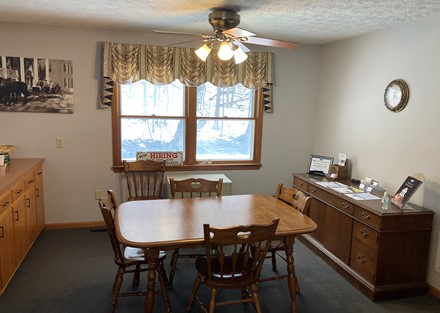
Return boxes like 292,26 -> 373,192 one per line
123,160 -> 166,201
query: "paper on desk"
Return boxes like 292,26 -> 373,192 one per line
345,193 -> 380,201
316,181 -> 346,188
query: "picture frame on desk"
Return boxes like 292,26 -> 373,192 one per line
307,154 -> 334,176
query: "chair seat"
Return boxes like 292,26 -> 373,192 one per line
196,256 -> 253,283
124,246 -> 166,262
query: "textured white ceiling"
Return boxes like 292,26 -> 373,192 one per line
1,0 -> 440,45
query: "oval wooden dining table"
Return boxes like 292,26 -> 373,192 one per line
115,194 -> 317,313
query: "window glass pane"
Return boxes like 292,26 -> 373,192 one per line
196,120 -> 254,160
196,83 -> 254,118
120,80 -> 184,116
121,118 -> 185,161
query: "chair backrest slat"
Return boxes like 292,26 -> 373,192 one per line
123,160 -> 166,201
169,177 -> 223,199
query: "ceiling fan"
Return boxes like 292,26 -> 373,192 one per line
154,8 -> 298,64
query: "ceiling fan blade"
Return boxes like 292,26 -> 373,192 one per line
245,36 -> 299,49
224,27 -> 256,38
234,40 -> 250,53
152,30 -> 201,37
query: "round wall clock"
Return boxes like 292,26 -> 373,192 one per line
384,79 -> 410,112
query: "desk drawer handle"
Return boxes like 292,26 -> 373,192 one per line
16,189 -> 23,195
15,211 -> 19,221
310,187 -> 317,193
361,211 -> 370,220
0,226 -> 4,238
360,228 -> 369,238
26,198 -> 31,208
28,179 -> 34,184
2,201 -> 9,207
357,253 -> 367,264
341,202 -> 350,209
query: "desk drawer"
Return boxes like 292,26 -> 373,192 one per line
352,221 -> 378,250
293,177 -> 309,191
354,206 -> 381,230
12,181 -> 25,203
350,238 -> 377,284
0,191 -> 12,216
23,172 -> 35,191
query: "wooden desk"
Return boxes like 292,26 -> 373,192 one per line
293,173 -> 434,301
115,194 -> 317,313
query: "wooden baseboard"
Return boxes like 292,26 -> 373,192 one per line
44,221 -> 105,230
429,285 -> 440,299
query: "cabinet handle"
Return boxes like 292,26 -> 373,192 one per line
36,188 -> 40,197
2,201 -> 9,207
0,226 -> 4,238
37,171 -> 42,176
310,187 -> 317,193
357,253 -> 367,264
342,202 -> 350,209
16,189 -> 23,195
28,179 -> 34,184
26,198 -> 31,208
297,181 -> 304,186
360,228 -> 369,238
15,210 -> 19,221
361,211 -> 370,220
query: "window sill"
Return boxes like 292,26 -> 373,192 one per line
112,163 -> 262,173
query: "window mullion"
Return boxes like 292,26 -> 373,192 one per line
185,87 -> 197,165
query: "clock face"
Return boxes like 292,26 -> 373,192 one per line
385,84 -> 402,108
384,79 -> 409,112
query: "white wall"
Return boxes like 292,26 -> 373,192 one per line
315,16 -> 440,290
0,22 -> 319,222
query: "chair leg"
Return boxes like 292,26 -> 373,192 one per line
168,249 -> 179,288
250,284 -> 263,313
208,287 -> 217,313
110,267 -> 124,313
186,272 -> 202,312
271,251 -> 278,272
160,260 -> 168,284
133,264 -> 141,287
157,268 -> 172,313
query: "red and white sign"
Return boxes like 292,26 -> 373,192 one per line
136,151 -> 183,165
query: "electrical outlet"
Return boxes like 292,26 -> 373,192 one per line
56,138 -> 64,148
95,190 -> 102,200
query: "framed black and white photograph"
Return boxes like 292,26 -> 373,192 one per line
0,55 -> 74,113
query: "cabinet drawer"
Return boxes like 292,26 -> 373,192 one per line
12,181 -> 25,203
352,221 -> 378,250
23,172 -> 35,191
0,191 -> 12,216
309,186 -> 354,215
293,177 -> 309,191
354,206 -> 381,229
35,166 -> 44,184
350,238 -> 377,284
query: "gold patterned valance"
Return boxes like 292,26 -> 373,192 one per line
100,42 -> 274,110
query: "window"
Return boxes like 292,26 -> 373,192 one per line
112,80 -> 263,171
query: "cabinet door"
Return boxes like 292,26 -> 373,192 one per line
35,167 -> 45,234
25,189 -> 37,244
323,205 -> 353,264
13,197 -> 28,265
0,210 -> 16,290
307,198 -> 327,243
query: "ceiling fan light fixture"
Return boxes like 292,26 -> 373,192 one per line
195,44 -> 212,61
218,41 -> 234,60
233,46 -> 248,64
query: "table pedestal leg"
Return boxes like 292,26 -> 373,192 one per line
144,249 -> 159,313
283,236 -> 298,313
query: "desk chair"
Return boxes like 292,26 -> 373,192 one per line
167,177 -> 223,288
260,183 -> 311,291
98,190 -> 171,313
186,220 -> 279,313
123,160 -> 166,201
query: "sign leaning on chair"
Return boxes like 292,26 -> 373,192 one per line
136,151 -> 183,165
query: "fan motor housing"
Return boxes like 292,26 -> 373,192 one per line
209,9 -> 240,31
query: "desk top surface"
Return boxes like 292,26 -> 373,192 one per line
116,194 -> 317,249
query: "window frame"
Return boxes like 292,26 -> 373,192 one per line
111,82 -> 263,172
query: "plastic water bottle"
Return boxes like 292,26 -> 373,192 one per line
382,191 -> 389,209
